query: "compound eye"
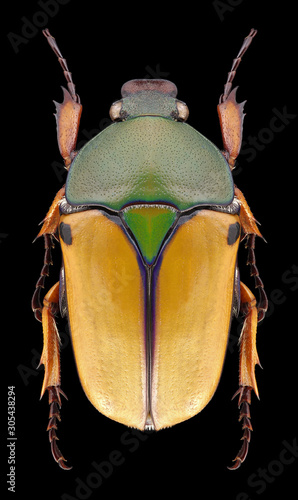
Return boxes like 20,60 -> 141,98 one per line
176,100 -> 189,121
109,100 -> 123,121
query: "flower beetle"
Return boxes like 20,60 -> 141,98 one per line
32,28 -> 267,470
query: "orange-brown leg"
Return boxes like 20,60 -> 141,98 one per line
31,186 -> 65,322
235,186 -> 268,321
39,282 -> 71,470
217,28 -> 257,169
228,282 -> 261,470
43,29 -> 82,169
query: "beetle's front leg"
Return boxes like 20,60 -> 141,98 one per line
39,281 -> 71,470
228,281 -> 261,470
43,29 -> 82,169
217,29 -> 257,169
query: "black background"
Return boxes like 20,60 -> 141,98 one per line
3,1 -> 297,499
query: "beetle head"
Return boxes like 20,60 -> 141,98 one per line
109,79 -> 189,122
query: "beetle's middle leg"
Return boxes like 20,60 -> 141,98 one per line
228,281 -> 261,470
39,281 -> 71,470
32,186 -> 65,321
235,186 -> 268,321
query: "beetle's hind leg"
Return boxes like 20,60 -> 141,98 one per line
228,281 -> 261,470
39,281 -> 71,470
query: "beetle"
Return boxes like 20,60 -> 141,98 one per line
32,28 -> 268,470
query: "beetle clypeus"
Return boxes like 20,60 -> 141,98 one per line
32,28 -> 267,470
